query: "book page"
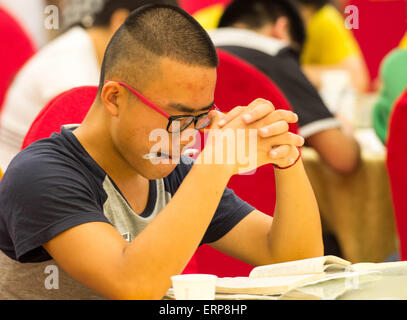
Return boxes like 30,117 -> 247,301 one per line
323,256 -> 353,273
250,256 -> 351,278
352,261 -> 407,272
216,274 -> 325,295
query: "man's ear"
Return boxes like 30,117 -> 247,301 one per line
101,82 -> 124,117
109,9 -> 130,34
270,16 -> 290,41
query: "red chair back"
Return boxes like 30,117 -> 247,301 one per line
0,7 -> 36,113
22,86 -> 98,149
346,0 -> 407,87
386,87 -> 407,261
179,0 -> 231,14
192,49 -> 298,277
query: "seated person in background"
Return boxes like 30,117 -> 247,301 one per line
294,0 -> 369,93
209,0 -> 360,174
372,48 -> 407,144
0,5 -> 323,300
0,0 -> 178,171
400,31 -> 407,49
192,2 -> 226,30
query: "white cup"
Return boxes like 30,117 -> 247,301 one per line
171,274 -> 218,300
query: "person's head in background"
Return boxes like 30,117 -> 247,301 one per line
62,0 -> 180,64
292,0 -> 330,24
77,4 -> 219,180
218,0 -> 305,53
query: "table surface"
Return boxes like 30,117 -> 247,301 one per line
167,264 -> 407,300
286,263 -> 407,300
301,92 -> 398,263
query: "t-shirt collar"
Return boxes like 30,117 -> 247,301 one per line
208,27 -> 289,57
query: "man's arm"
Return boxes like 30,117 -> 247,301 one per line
209,102 -> 323,266
210,156 -> 323,266
43,100 -> 310,300
305,127 -> 361,174
44,161 -> 234,300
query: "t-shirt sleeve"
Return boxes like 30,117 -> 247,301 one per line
0,154 -> 110,263
200,187 -> 255,244
167,156 -> 255,245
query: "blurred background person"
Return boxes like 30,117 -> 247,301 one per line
209,0 -> 362,257
294,0 -> 369,93
400,31 -> 407,49
0,0 -> 179,170
179,0 -> 231,30
372,47 -> 407,145
210,0 -> 361,176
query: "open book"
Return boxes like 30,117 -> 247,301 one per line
215,255 -> 353,296
249,255 -> 352,278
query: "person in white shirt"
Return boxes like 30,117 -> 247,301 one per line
0,0 -> 178,170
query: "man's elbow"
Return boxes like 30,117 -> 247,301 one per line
326,147 -> 361,175
108,283 -> 167,300
97,271 -> 169,300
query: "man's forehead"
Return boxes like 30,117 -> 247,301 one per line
158,56 -> 217,79
152,57 -> 217,113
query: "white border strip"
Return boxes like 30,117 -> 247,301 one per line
299,118 -> 342,138
208,28 -> 287,57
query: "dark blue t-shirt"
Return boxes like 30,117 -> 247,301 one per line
0,127 -> 254,263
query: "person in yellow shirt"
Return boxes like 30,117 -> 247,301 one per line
295,0 -> 369,92
400,31 -> 407,49
193,2 -> 226,30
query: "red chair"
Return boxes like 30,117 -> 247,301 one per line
192,49 -> 298,277
0,7 -> 36,113
386,87 -> 407,261
346,0 -> 407,88
179,0 -> 231,15
22,86 -> 98,149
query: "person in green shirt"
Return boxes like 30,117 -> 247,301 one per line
372,49 -> 407,144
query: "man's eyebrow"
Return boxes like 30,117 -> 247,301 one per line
168,101 -> 214,114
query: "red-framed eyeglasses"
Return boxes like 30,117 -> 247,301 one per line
105,80 -> 217,133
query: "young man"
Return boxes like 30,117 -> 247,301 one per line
0,0 -> 178,171
209,0 -> 360,174
0,5 -> 323,300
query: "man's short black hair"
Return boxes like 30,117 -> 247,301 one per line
93,0 -> 179,27
294,0 -> 330,10
218,0 -> 305,51
98,4 -> 219,93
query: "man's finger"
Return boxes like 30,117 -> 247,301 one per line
242,103 -> 275,124
266,109 -> 299,125
217,106 -> 245,127
207,110 -> 225,129
258,120 -> 289,138
266,132 -> 305,147
269,145 -> 292,159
